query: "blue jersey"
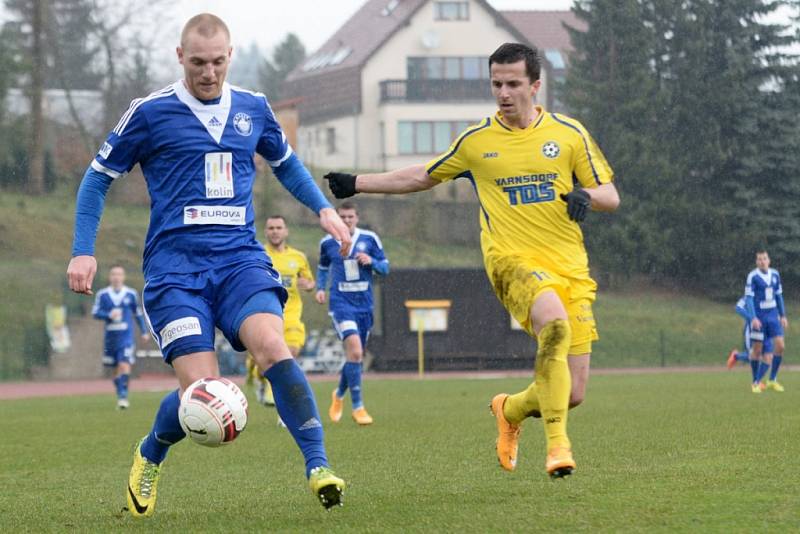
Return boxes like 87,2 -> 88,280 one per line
90,81 -> 291,278
92,286 -> 147,349
319,228 -> 388,312
745,268 -> 783,319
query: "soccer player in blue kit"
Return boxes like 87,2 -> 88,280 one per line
92,264 -> 149,409
67,14 -> 350,517
727,296 -> 773,381
315,202 -> 389,426
744,250 -> 788,393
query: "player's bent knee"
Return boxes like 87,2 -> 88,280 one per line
569,392 -> 585,408
248,332 -> 291,368
538,318 -> 571,360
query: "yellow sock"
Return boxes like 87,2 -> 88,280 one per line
503,381 -> 540,425
246,355 -> 258,385
534,319 -> 571,450
264,378 -> 274,404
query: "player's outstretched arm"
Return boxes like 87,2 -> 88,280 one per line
319,208 -> 351,256
585,183 -> 620,212
560,183 -> 620,222
325,164 -> 437,198
68,167 -> 114,294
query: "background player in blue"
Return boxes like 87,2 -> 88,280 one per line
744,250 -> 788,393
92,264 -> 149,409
315,201 -> 389,426
66,14 -> 351,517
726,296 -> 773,383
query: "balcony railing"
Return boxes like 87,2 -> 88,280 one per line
379,79 -> 492,103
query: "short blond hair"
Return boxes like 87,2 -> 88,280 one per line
180,13 -> 230,48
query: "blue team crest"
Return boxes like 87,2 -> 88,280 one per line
233,112 -> 253,136
542,141 -> 560,159
356,242 -> 367,252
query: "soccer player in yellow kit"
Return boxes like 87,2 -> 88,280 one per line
247,215 -> 315,408
324,43 -> 619,478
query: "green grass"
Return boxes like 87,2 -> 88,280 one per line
591,289 -> 765,368
1,372 -> 798,532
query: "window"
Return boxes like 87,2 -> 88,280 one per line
425,57 -> 443,80
444,57 -> 461,79
462,57 -> 480,79
433,122 -> 452,153
326,127 -> 336,154
407,57 -> 489,80
398,122 -> 414,154
434,1 -> 469,21
398,121 -> 473,155
416,122 -> 433,153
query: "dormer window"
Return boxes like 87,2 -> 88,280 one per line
434,1 -> 469,21
381,0 -> 399,16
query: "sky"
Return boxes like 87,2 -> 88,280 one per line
172,0 -> 576,55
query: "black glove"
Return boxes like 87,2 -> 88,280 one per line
324,172 -> 358,199
560,189 -> 591,222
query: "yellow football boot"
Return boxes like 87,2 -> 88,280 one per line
352,407 -> 374,425
309,466 -> 345,509
726,349 -> 737,370
766,380 -> 785,392
126,438 -> 162,518
546,446 -> 576,479
329,390 -> 343,423
490,393 -> 521,472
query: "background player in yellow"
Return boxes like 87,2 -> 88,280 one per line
246,215 -> 315,414
324,43 -> 620,478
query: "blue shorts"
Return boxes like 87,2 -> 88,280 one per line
103,344 -> 134,367
749,315 -> 783,351
743,323 -> 773,353
142,260 -> 286,363
330,309 -> 373,349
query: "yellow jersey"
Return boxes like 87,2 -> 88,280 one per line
426,107 -> 614,277
266,244 -> 313,323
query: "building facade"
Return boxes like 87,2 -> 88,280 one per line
284,0 -> 581,201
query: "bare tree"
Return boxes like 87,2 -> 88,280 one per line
27,0 -> 46,195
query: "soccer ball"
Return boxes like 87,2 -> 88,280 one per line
179,377 -> 248,447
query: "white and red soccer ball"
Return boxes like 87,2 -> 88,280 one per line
179,377 -> 248,447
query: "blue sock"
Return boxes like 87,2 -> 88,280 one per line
750,360 -> 759,382
343,361 -> 363,410
119,373 -> 130,399
756,361 -> 770,383
770,355 -> 783,381
336,368 -> 348,398
140,389 -> 185,464
265,359 -> 328,477
736,352 -> 749,362
113,376 -> 123,398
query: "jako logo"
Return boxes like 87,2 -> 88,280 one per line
545,417 -> 562,424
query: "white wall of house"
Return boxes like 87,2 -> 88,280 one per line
296,0 -> 548,188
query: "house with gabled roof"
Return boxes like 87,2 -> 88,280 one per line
283,0 -> 578,200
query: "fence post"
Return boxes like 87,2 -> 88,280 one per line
660,330 -> 666,367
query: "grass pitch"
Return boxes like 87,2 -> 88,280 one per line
1,371 -> 798,532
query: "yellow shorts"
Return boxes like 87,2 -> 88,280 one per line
284,320 -> 306,350
484,254 -> 598,355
